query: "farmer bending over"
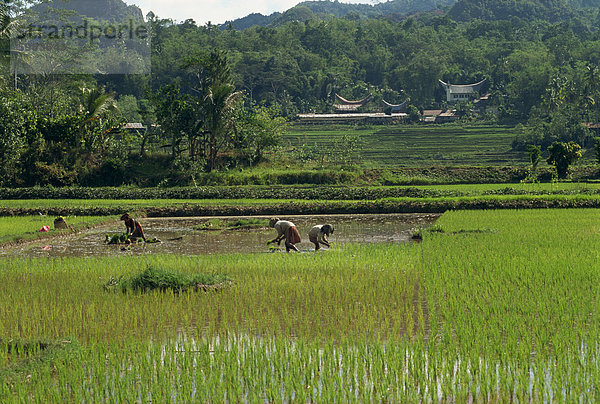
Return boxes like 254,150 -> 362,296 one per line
308,224 -> 334,251
268,218 -> 301,252
120,213 -> 146,241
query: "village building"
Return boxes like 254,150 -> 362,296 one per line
439,79 -> 487,103
383,98 -> 410,114
421,109 -> 458,123
333,93 -> 373,113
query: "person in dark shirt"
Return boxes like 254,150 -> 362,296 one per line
120,213 -> 146,241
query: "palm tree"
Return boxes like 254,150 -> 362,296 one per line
79,86 -> 119,154
0,2 -> 9,37
203,82 -> 241,171
80,87 -> 118,123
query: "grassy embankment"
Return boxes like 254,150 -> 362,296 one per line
0,216 -> 114,245
4,183 -> 600,216
1,209 -> 600,401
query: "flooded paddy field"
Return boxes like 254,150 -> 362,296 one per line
1,214 -> 439,258
3,209 -> 600,401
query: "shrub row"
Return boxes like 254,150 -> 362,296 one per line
5,183 -> 600,201
0,186 -> 460,200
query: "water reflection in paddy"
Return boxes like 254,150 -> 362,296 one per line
3,214 -> 439,258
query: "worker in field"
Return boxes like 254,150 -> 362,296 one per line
120,213 -> 146,241
308,224 -> 334,251
268,218 -> 301,252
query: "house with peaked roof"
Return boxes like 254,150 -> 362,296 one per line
439,79 -> 487,103
333,93 -> 373,113
382,98 -> 410,114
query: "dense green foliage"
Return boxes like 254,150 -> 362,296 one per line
448,0 -> 574,22
222,0 -> 456,30
31,0 -> 144,22
0,337 -> 79,387
546,140 -> 583,178
3,0 -> 600,186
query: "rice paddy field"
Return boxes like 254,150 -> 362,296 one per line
0,216 -> 114,244
286,125 -> 527,166
1,208 -> 600,401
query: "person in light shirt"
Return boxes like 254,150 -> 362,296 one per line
268,218 -> 301,252
308,224 -> 334,251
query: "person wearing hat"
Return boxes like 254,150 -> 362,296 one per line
308,224 -> 334,251
120,213 -> 146,241
268,218 -> 301,252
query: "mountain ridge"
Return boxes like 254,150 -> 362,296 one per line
221,0 -> 600,30
220,0 -> 456,30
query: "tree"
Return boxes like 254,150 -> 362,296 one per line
233,105 -> 286,166
153,84 -> 195,160
406,105 -> 420,123
527,144 -> 542,170
0,89 -> 27,185
79,86 -> 120,156
522,144 -> 543,182
203,79 -> 241,171
546,141 -> 582,179
185,49 -> 242,171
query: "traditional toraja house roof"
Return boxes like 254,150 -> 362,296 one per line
383,98 -> 410,113
334,93 -> 373,112
439,79 -> 487,102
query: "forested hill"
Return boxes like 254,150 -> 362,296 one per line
220,0 -> 600,30
448,0 -> 576,22
31,0 -> 144,22
220,0 -> 456,30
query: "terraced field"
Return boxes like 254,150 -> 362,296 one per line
286,124 -> 527,166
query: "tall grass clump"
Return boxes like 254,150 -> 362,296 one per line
105,267 -> 230,293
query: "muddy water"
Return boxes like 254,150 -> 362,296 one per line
2,214 -> 439,258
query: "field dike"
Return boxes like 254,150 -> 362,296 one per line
0,217 -> 120,249
2,196 -> 600,217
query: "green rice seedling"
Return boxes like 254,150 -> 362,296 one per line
195,218 -> 224,231
225,218 -> 269,230
0,337 -> 79,388
105,232 -> 132,245
3,209 -> 600,401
